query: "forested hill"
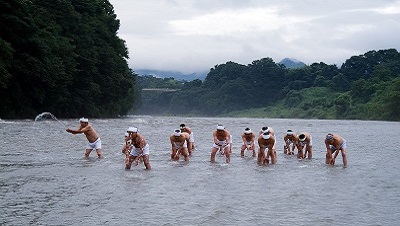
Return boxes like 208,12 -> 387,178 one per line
1,1 -> 399,121
0,0 -> 139,119
139,49 -> 400,121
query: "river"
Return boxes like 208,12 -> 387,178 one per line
1,115 -> 399,225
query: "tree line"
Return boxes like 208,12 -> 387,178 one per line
0,0 -> 139,119
1,0 -> 398,121
138,49 -> 400,121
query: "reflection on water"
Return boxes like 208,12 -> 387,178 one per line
1,116 -> 400,225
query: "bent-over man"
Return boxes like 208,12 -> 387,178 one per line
258,131 -> 277,165
283,130 -> 297,155
125,127 -> 151,170
170,129 -> 190,161
211,124 -> 231,163
241,127 -> 256,157
325,133 -> 347,167
296,132 -> 313,159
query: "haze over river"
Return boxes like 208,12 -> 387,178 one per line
1,115 -> 399,225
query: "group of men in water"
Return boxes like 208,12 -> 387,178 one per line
66,118 -> 348,170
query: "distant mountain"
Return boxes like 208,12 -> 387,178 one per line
136,58 -> 305,80
278,58 -> 306,68
135,69 -> 207,81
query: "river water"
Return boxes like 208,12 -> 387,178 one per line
1,115 -> 399,225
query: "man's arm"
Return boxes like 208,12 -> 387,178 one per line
333,144 -> 340,159
249,134 -> 255,149
66,128 -> 83,134
225,132 -> 230,144
325,140 -> 330,151
213,131 -> 218,144
241,134 -> 247,144
257,137 -> 262,147
66,126 -> 90,134
291,139 -> 296,152
268,139 -> 274,152
138,138 -> 146,155
170,137 -> 175,150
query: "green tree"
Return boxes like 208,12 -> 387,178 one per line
0,0 -> 138,118
371,77 -> 400,120
341,49 -> 399,81
334,93 -> 351,117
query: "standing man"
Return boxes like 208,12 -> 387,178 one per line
283,130 -> 297,155
66,117 -> 103,158
325,133 -> 348,167
241,128 -> 256,157
180,123 -> 195,155
125,127 -> 151,170
257,131 -> 277,165
170,129 -> 190,161
296,132 -> 313,159
211,124 -> 231,163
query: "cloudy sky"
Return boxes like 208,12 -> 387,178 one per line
109,0 -> 400,73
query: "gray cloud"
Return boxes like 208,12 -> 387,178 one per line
110,0 -> 400,73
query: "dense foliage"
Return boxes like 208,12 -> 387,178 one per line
0,0 -> 138,119
139,49 -> 400,121
1,0 -> 398,121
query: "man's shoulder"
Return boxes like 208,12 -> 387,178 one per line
86,125 -> 95,130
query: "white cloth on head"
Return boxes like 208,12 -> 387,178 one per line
79,117 -> 88,123
127,127 -> 138,133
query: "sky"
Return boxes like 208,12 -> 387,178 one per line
109,0 -> 400,73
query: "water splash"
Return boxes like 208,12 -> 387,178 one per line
34,112 -> 66,127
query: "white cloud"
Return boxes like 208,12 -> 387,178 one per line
110,0 -> 400,73
168,7 -> 311,36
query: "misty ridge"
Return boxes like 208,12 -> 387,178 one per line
137,49 -> 400,121
136,58 -> 306,81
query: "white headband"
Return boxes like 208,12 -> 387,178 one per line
127,127 -> 138,133
326,134 -> 334,141
79,117 -> 88,123
174,130 -> 181,136
262,133 -> 271,140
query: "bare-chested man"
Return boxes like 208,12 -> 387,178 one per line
66,118 -> 103,158
180,123 -> 195,155
241,128 -> 256,157
125,127 -> 151,170
283,130 -> 297,155
211,124 -> 231,163
296,132 -> 313,159
170,129 -> 190,161
257,131 -> 277,165
325,133 -> 347,167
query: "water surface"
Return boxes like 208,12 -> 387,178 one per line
1,116 -> 399,225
